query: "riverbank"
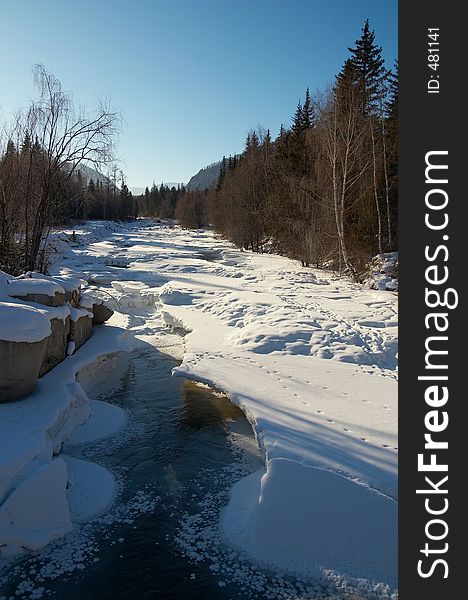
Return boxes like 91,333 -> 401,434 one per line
1,219 -> 398,595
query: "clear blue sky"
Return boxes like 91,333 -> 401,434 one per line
0,0 -> 397,188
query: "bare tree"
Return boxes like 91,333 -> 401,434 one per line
22,64 -> 121,271
318,83 -> 370,279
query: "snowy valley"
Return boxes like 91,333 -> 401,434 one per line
0,219 -> 397,599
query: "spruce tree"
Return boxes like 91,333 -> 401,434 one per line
292,99 -> 304,134
301,88 -> 315,130
335,58 -> 359,109
217,156 -> 227,190
21,132 -> 32,154
348,19 -> 386,115
386,61 -> 398,123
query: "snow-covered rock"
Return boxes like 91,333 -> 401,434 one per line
364,252 -> 398,292
0,302 -> 51,343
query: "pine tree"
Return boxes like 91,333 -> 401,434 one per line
301,88 -> 315,130
292,99 -> 304,134
21,132 -> 32,154
250,130 -> 260,148
386,61 -> 398,123
348,19 -> 386,116
277,124 -> 286,140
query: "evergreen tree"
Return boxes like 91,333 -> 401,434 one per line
301,88 -> 315,130
386,60 -> 398,123
347,19 -> 386,115
292,99 -> 304,134
217,156 -> 227,190
335,59 -> 360,110
21,132 -> 32,154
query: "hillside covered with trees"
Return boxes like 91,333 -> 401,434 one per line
175,20 -> 398,279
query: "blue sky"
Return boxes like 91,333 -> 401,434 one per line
0,0 -> 397,188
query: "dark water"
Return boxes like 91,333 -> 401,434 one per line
0,348 -> 264,600
0,348 -> 391,600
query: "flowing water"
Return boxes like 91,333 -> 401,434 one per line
0,347 -> 266,600
1,347 -> 386,600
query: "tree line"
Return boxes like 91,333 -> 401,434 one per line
136,183 -> 186,220
175,20 -> 398,279
0,64 -> 125,275
0,62 -> 189,276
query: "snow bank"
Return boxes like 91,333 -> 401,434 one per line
25,272 -> 84,294
364,252 -> 398,292
222,459 -> 397,587
150,227 -> 397,586
0,459 -> 71,553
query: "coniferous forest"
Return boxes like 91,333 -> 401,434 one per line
0,20 -> 397,280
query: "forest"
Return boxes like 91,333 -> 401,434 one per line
175,20 -> 398,279
0,20 -> 397,280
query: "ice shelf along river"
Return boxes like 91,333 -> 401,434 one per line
0,219 -> 398,600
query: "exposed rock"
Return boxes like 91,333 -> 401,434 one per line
71,315 -> 93,350
0,338 -> 48,403
39,316 -> 71,377
92,303 -> 114,325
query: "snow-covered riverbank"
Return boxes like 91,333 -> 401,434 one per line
1,219 -> 398,592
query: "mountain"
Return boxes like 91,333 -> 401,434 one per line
186,161 -> 222,191
75,164 -> 113,187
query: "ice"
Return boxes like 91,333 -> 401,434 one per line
66,399 -> 126,445
222,459 -> 397,587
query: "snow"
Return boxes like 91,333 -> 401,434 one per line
78,291 -> 97,309
0,218 -> 398,590
364,252 -> 398,292
0,274 -> 88,343
25,273 -> 83,294
63,456 -> 116,522
0,302 -> 51,343
68,306 -> 93,322
66,399 -> 126,445
0,324 -> 132,556
1,278 -> 65,298
222,459 -> 397,586
5,296 -> 71,324
0,459 -> 71,553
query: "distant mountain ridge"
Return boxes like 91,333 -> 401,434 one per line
186,161 -> 222,191
75,164 -> 113,187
